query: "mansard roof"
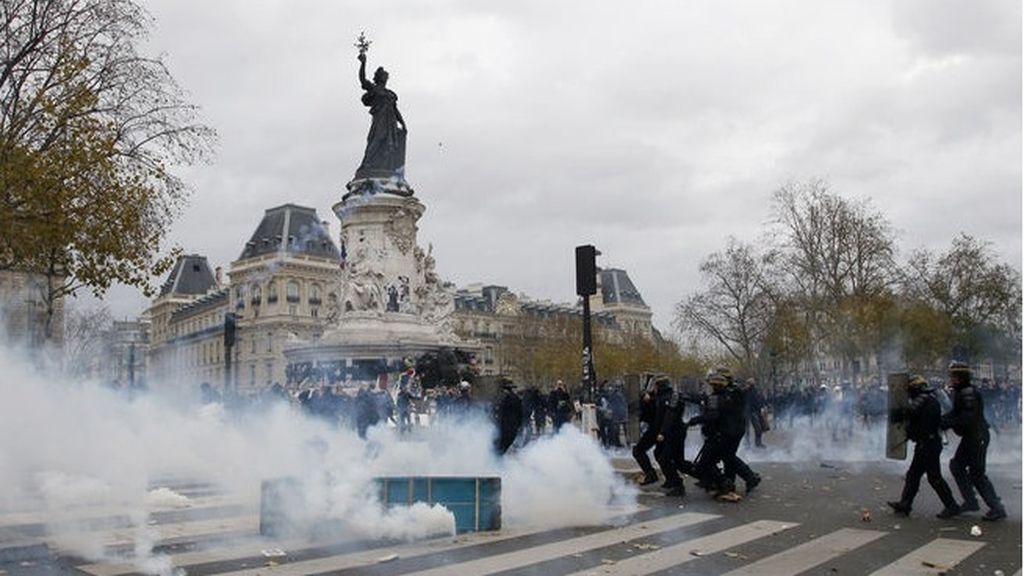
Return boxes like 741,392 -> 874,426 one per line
599,268 -> 647,307
170,288 -> 229,322
159,254 -> 217,297
239,204 -> 339,261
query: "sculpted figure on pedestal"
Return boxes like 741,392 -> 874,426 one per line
344,265 -> 385,313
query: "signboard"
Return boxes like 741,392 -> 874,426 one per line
886,372 -> 909,460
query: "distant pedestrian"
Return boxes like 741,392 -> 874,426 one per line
494,380 -> 523,455
550,381 -> 573,431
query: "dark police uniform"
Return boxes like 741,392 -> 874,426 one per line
632,382 -> 660,484
942,363 -> 1006,521
687,375 -> 730,495
720,381 -> 761,493
888,376 -> 959,518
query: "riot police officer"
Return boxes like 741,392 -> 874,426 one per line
887,374 -> 960,518
650,377 -> 682,493
656,378 -> 690,497
632,377 -> 660,485
687,373 -> 732,499
717,368 -> 761,494
942,361 -> 1006,521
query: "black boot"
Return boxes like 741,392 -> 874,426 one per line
746,474 -> 762,493
887,501 -> 911,517
936,504 -> 961,519
960,500 -> 980,513
639,474 -> 658,486
982,507 -> 1007,521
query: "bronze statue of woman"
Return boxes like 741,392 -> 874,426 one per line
354,51 -> 407,181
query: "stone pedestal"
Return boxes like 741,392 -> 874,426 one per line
284,184 -> 469,384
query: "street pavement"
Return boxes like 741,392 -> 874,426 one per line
0,446 -> 1019,575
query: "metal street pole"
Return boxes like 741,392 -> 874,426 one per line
575,245 -> 598,402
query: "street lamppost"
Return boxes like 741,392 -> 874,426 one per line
575,245 -> 599,402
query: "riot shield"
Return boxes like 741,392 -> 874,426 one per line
886,372 -> 909,460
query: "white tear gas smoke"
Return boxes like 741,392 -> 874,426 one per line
712,397 -> 1021,473
0,343 -> 636,576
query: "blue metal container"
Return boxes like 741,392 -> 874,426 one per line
376,476 -> 502,533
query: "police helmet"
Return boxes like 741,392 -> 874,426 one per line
908,374 -> 927,389
948,360 -> 971,375
715,367 -> 734,382
707,373 -> 727,388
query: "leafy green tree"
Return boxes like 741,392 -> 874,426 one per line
903,234 -> 1021,365
0,0 -> 215,340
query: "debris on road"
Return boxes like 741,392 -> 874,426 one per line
261,549 -> 287,558
970,525 -> 983,537
861,510 -> 872,522
377,553 -> 399,563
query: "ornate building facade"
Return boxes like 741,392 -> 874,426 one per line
147,204 -> 340,390
453,267 -> 655,381
146,204 -> 657,391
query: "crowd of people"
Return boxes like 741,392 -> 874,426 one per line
195,359 -> 1016,523
625,363 -> 1013,522
768,375 -> 1021,438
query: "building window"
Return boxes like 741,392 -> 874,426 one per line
266,333 -> 273,352
267,281 -> 278,304
309,283 -> 322,305
289,305 -> 297,316
235,286 -> 245,309
311,307 -> 319,318
251,337 -> 256,354
286,281 -> 300,303
251,283 -> 262,306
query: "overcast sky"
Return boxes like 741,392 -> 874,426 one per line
102,0 -> 1022,333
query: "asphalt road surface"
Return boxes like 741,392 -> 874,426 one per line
0,449 -> 1019,575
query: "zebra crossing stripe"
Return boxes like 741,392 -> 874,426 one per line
211,512 -> 716,576
75,514 -> 259,552
563,519 -> 797,576
75,505 -> 652,576
867,538 -> 985,576
0,495 -> 246,529
395,512 -> 719,576
77,533 -> 308,576
720,527 -> 886,576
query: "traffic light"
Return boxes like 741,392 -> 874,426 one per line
575,245 -> 596,297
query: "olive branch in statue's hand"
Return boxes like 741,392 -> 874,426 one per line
355,32 -> 372,59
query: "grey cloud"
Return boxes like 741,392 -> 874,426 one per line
114,0 -> 1021,337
